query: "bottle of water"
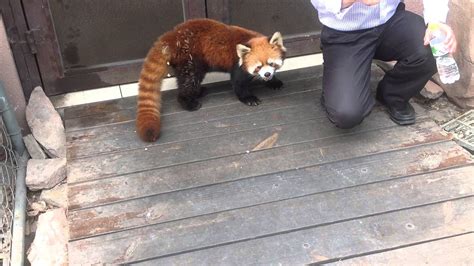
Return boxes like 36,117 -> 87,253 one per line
429,23 -> 460,84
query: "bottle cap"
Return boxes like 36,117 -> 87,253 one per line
428,23 -> 440,31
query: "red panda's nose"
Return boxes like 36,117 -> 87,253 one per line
264,72 -> 271,78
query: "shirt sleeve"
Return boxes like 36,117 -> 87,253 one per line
423,0 -> 449,24
310,0 -> 354,19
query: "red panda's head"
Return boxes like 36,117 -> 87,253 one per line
237,32 -> 287,81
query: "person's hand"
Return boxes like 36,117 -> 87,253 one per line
359,0 -> 380,6
424,23 -> 457,53
342,0 -> 379,8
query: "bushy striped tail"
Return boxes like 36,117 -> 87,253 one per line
136,40 -> 171,142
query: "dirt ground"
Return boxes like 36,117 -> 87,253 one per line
414,94 -> 465,126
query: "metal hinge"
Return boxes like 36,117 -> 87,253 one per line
25,29 -> 40,54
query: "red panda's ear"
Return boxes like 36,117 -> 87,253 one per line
269,32 -> 287,52
236,44 -> 251,59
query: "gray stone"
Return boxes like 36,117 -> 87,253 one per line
26,87 -> 66,158
440,0 -> 474,109
405,0 -> 423,16
26,158 -> 67,191
27,208 -> 68,266
27,201 -> 48,217
40,183 -> 67,208
420,80 -> 444,99
23,134 -> 47,159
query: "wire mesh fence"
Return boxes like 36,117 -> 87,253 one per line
0,116 -> 18,265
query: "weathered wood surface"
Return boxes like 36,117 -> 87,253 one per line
330,233 -> 474,265
69,164 -> 473,240
69,196 -> 474,264
67,117 -> 444,184
65,66 -> 474,265
67,140 -> 469,211
62,66 -> 323,120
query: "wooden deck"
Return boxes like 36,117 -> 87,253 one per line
64,66 -> 474,265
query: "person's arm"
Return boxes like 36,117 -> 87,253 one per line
422,0 -> 457,53
342,0 -> 357,9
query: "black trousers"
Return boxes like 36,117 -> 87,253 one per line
320,4 -> 437,128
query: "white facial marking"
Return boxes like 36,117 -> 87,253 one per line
247,63 -> 262,74
268,58 -> 283,68
258,65 -> 275,80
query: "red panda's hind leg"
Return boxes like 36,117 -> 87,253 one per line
176,64 -> 206,111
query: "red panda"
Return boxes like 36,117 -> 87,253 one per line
136,18 -> 286,142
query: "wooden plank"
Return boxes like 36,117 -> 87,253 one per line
66,84 -> 421,160
64,77 -> 321,132
66,78 -> 426,159
68,139 -> 470,210
64,66 -> 386,132
63,66 -> 326,124
66,90 -> 324,159
68,142 -> 473,238
329,233 -> 474,265
67,170 -> 474,264
67,118 -> 448,184
68,139 -> 472,211
140,198 -> 474,265
62,66 -> 324,120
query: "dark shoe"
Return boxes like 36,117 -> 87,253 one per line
386,101 -> 416,125
376,90 -> 416,125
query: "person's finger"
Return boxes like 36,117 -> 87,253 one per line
443,30 -> 453,44
423,30 -> 432,46
443,29 -> 457,53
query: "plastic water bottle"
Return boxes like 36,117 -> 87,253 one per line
429,23 -> 460,84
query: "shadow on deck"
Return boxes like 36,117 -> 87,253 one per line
63,66 -> 474,265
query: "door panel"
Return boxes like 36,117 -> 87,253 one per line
22,0 -> 204,95
48,0 -> 184,70
207,0 -> 322,57
20,0 -> 321,95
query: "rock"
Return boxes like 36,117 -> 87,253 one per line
27,201 -> 48,217
27,208 -> 68,266
440,0 -> 474,109
26,158 -> 67,191
420,80 -> 444,99
407,0 -> 474,108
26,87 -> 66,158
23,134 -> 48,159
40,183 -> 67,208
25,219 -> 37,236
405,0 -> 423,17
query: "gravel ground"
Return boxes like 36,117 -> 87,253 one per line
414,94 -> 466,126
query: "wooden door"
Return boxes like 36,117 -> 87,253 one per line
15,0 -> 322,95
207,0 -> 322,57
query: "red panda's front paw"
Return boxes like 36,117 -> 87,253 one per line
239,95 -> 262,106
266,78 -> 284,90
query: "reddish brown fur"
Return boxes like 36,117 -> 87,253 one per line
136,19 -> 279,142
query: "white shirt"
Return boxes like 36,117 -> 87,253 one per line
311,0 -> 449,31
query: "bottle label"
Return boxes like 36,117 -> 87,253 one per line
431,43 -> 448,57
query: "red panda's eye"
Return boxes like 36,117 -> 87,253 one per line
269,63 -> 274,67
254,66 -> 261,73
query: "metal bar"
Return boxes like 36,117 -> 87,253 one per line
10,151 -> 28,266
0,82 -> 25,155
0,81 -> 28,265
